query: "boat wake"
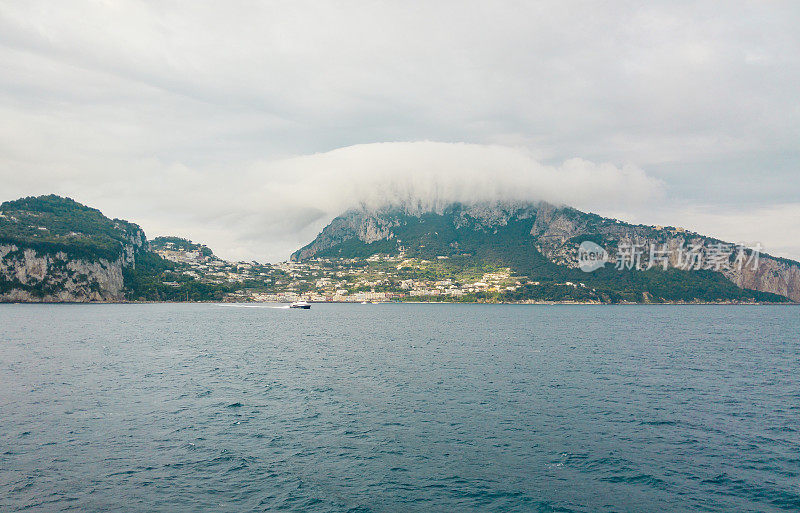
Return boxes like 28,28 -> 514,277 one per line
216,303 -> 290,309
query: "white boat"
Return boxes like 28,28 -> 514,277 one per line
289,301 -> 311,309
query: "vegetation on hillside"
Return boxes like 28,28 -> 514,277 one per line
150,236 -> 214,257
122,251 -> 234,301
0,195 -> 141,261
0,195 -> 230,301
303,209 -> 789,303
1,195 -> 792,303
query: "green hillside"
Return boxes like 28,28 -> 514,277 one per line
296,205 -> 789,303
121,251 -> 234,302
150,236 -> 214,257
0,195 -> 231,302
0,195 -> 142,261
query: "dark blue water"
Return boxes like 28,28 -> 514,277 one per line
1,304 -> 798,512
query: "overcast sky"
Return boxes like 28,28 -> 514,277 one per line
1,1 -> 798,261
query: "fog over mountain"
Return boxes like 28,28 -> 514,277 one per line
1,1 -> 798,261
232,142 -> 665,259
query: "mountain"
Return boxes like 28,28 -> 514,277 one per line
292,201 -> 800,302
0,195 -> 239,302
0,195 -> 147,301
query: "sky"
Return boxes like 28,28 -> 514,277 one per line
1,1 -> 798,262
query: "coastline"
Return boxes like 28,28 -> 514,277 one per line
1,299 -> 797,306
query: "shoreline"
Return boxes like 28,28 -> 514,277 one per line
1,300 -> 797,306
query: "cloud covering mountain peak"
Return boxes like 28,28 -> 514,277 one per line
253,141 -> 663,213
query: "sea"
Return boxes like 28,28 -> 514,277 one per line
1,303 -> 798,512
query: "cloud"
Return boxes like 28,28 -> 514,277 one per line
251,141 -> 662,214
232,142 -> 663,257
1,1 -> 798,165
84,142 -> 663,262
0,1 -> 798,261
621,203 -> 800,261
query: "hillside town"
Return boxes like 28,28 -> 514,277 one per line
151,238 -> 578,303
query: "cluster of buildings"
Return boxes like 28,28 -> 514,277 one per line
151,243 -> 544,302
152,240 -> 272,286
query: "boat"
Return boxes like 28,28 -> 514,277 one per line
289,301 -> 311,309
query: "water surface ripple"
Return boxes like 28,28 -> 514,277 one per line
1,303 -> 798,512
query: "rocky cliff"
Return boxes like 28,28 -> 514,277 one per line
0,195 -> 147,302
527,203 -> 800,302
0,245 -> 130,302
